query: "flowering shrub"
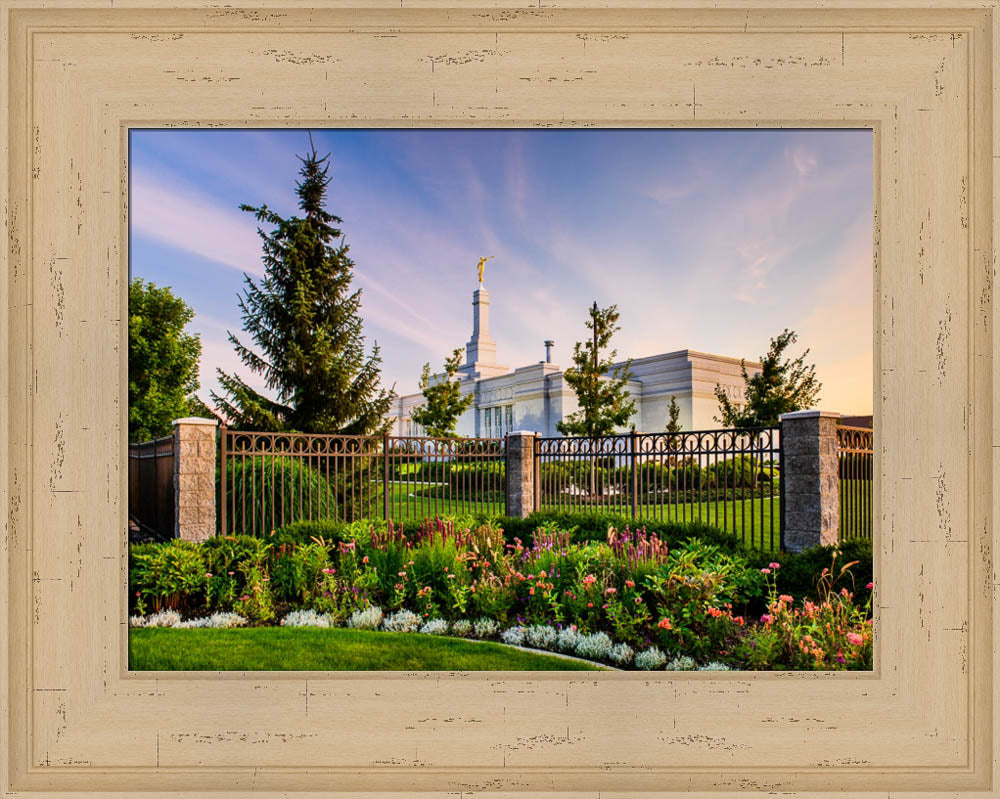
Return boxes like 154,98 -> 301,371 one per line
420,618 -> 449,636
634,646 -> 667,670
129,517 -> 872,670
730,554 -> 873,670
348,605 -> 384,631
383,609 -> 422,633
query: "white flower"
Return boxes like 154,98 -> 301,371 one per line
525,625 -> 558,650
500,626 -> 526,646
609,642 -> 634,666
634,646 -> 668,671
575,632 -> 613,661
281,609 -> 332,628
382,609 -> 421,633
420,618 -> 449,636
129,615 -> 147,628
451,619 -> 473,637
348,606 -> 385,631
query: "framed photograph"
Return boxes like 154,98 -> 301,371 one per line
1,1 -> 996,796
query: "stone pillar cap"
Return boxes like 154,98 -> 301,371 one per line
508,430 -> 539,436
171,417 -> 219,426
779,409 -> 841,421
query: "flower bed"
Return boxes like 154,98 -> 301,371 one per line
129,517 -> 873,670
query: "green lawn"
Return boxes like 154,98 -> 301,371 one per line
129,627 -> 606,671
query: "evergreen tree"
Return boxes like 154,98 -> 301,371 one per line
128,278 -> 203,442
714,328 -> 821,429
213,137 -> 394,434
556,302 -> 636,437
664,395 -> 682,433
410,348 -> 474,438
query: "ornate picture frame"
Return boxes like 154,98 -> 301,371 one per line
1,2 -> 996,795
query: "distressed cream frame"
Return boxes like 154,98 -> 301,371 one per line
1,2 -> 996,796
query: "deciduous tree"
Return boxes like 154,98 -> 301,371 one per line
714,328 -> 821,429
557,302 -> 636,437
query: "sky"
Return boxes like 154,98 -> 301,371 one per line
129,128 -> 874,416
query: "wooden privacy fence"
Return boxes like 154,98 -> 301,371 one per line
218,427 -> 505,536
127,434 -> 175,538
534,427 -> 783,551
836,424 -> 874,541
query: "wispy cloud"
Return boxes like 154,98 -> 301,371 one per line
132,128 -> 874,411
130,168 -> 264,275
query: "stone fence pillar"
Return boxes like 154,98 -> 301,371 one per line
506,431 -> 537,519
780,410 -> 841,552
172,417 -> 218,542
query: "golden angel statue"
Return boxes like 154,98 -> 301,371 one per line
476,256 -> 495,285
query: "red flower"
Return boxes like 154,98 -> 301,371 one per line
658,618 -> 673,630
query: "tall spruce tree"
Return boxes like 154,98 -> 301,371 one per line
213,138 -> 394,434
714,328 -> 821,429
410,348 -> 474,438
556,302 -> 636,437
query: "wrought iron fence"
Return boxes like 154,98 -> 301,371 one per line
128,434 -> 175,538
836,425 -> 873,541
534,427 -> 783,551
218,427 -> 505,536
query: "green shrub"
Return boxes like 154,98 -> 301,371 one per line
448,460 -> 505,496
130,539 -> 208,616
270,540 -> 331,605
219,455 -> 383,535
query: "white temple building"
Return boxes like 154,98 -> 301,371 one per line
388,285 -> 760,439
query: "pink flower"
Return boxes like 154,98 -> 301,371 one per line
227,571 -> 234,576
778,594 -> 794,604
761,613 -> 773,624
769,562 -> 780,569
204,572 -> 213,578
866,582 -> 874,590
760,568 -> 771,575
582,574 -> 597,588
321,568 -> 335,575
846,632 -> 864,646
604,587 -> 617,595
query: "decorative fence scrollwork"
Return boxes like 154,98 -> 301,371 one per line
836,425 -> 873,541
218,427 -> 506,535
534,426 -> 783,551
